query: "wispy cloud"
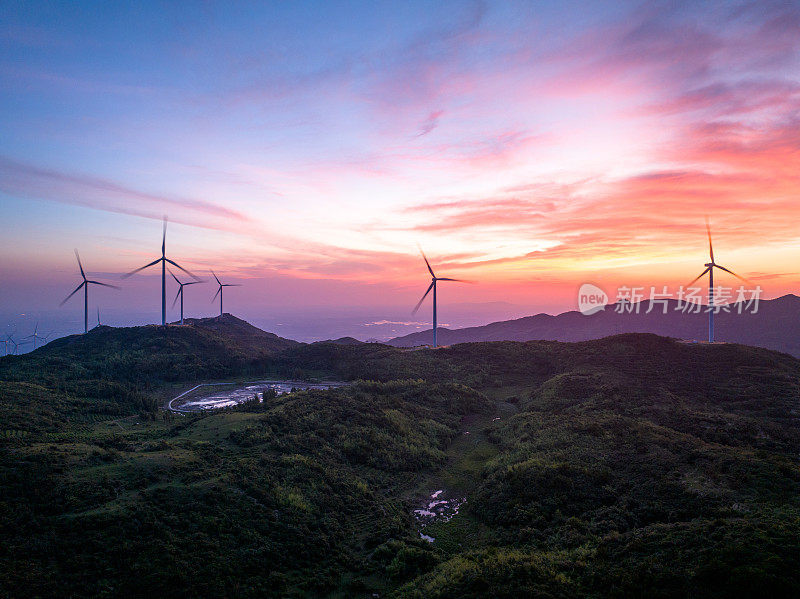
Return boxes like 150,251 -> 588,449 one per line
0,156 -> 247,229
416,109 -> 445,137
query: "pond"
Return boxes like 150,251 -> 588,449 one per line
168,380 -> 346,412
413,489 -> 466,543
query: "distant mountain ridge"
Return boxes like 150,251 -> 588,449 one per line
387,294 -> 800,357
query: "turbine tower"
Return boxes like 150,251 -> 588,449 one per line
61,250 -> 119,334
411,249 -> 467,348
170,269 -> 202,325
687,220 -> 749,343
123,217 -> 198,326
211,271 -> 240,318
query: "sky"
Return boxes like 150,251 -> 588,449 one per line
1,0 -> 800,343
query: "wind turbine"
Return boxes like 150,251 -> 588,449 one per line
93,307 -> 101,329
123,217 -> 198,326
61,250 -> 119,334
23,322 -> 52,350
5,333 -> 28,355
411,249 -> 467,348
687,220 -> 749,343
170,269 -> 202,325
211,271 -> 240,318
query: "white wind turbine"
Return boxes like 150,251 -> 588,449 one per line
123,217 -> 198,326
171,269 -> 203,324
687,220 -> 749,343
411,249 -> 468,348
61,250 -> 119,334
211,271 -> 241,318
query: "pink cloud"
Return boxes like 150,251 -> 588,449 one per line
0,156 -> 247,229
416,109 -> 445,137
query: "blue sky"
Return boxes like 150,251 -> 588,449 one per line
2,1 -> 799,341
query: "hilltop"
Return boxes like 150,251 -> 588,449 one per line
0,312 -> 300,383
388,294 -> 800,357
180,313 -> 302,354
0,314 -> 303,427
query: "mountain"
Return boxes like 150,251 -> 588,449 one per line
0,312 -> 302,390
180,313 -> 302,354
388,294 -> 800,356
2,321 -> 799,597
319,336 -> 364,345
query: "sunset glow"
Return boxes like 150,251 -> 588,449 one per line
2,1 -> 799,338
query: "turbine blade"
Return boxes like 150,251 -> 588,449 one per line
412,281 -> 435,315
212,287 -> 221,302
436,277 -> 471,283
211,270 -> 221,285
87,281 -> 121,289
122,258 -> 161,278
164,258 -> 198,280
184,280 -> 203,286
714,264 -> 751,284
706,217 -> 714,263
222,284 -> 241,287
168,268 -> 181,285
419,248 -> 435,277
172,287 -> 181,308
74,249 -> 86,280
686,267 -> 711,288
162,216 -> 167,257
60,281 -> 86,306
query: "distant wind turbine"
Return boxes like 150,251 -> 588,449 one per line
61,250 -> 119,334
23,322 -> 52,350
687,220 -> 749,343
93,307 -> 101,330
211,271 -> 241,318
411,249 -> 468,348
171,269 -> 203,324
123,217 -> 198,326
5,333 -> 28,355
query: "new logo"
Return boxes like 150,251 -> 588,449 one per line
578,283 -> 608,315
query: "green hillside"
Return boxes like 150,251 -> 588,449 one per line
1,323 -> 799,597
0,314 -> 300,424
